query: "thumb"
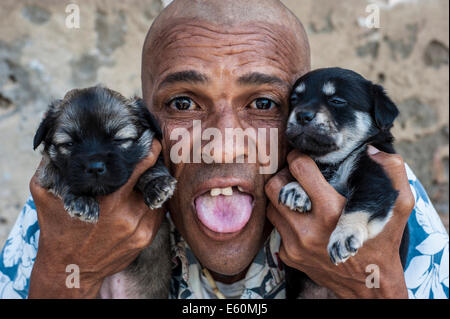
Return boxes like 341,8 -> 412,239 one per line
367,145 -> 405,183
367,145 -> 415,218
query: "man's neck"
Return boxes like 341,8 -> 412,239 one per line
208,268 -> 249,284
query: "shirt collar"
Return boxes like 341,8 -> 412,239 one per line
168,216 -> 286,299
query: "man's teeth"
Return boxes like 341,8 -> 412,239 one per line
209,186 -> 246,196
222,187 -> 233,196
210,187 -> 233,196
210,188 -> 222,196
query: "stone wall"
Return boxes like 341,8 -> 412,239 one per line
0,0 -> 448,247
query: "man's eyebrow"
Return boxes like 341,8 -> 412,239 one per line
158,70 -> 209,89
238,72 -> 287,87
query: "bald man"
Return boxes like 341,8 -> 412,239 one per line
1,0 -> 448,299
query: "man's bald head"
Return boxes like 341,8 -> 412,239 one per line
150,0 -> 306,28
142,0 -> 310,86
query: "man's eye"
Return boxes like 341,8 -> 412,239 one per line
168,97 -> 197,111
328,97 -> 347,106
249,98 -> 277,110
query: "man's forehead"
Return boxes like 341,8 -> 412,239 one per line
140,0 -> 311,99
143,19 -> 309,87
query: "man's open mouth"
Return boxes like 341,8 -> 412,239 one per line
194,183 -> 254,234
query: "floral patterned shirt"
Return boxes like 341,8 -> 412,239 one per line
0,164 -> 448,299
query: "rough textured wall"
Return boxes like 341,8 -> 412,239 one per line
0,0 -> 448,247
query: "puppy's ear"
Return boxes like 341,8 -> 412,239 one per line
33,103 -> 58,150
63,88 -> 81,100
372,84 -> 399,131
131,98 -> 162,140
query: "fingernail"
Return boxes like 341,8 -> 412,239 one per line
367,145 -> 380,155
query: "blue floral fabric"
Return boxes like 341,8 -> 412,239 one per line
0,164 -> 448,299
404,165 -> 449,298
0,198 -> 39,299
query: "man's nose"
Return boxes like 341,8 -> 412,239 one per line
201,112 -> 250,164
296,110 -> 316,125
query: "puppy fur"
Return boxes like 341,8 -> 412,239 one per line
34,86 -> 176,222
280,68 -> 409,298
33,86 -> 175,298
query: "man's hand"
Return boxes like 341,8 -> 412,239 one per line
28,140 -> 164,298
265,146 -> 414,298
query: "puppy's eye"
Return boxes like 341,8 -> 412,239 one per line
59,142 -> 74,148
328,97 -> 347,106
290,94 -> 302,104
113,138 -> 133,145
249,98 -> 278,110
167,97 -> 198,111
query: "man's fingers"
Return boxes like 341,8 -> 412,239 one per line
285,150 -> 345,225
29,165 -> 63,214
287,150 -> 340,203
265,168 -> 305,225
368,146 -> 415,219
121,139 -> 162,194
132,208 -> 165,248
266,203 -> 297,246
29,160 -> 46,200
29,173 -> 46,202
278,245 -> 297,269
367,146 -> 408,190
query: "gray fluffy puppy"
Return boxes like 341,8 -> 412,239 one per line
33,86 -> 174,297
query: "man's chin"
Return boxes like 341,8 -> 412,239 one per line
198,218 -> 273,279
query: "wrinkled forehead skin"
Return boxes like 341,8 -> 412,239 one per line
141,0 -> 311,96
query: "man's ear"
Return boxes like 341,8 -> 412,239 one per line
33,103 -> 58,150
372,84 -> 399,131
131,98 -> 162,140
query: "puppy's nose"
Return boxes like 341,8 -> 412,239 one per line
296,111 -> 316,125
86,161 -> 106,176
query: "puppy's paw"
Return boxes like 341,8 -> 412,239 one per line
64,196 -> 99,223
143,176 -> 177,209
327,216 -> 369,265
279,182 -> 311,213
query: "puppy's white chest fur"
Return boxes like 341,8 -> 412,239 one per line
327,150 -> 360,196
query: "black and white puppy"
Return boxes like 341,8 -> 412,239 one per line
33,86 -> 176,223
279,68 -> 408,266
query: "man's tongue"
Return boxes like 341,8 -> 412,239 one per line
195,190 -> 253,233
